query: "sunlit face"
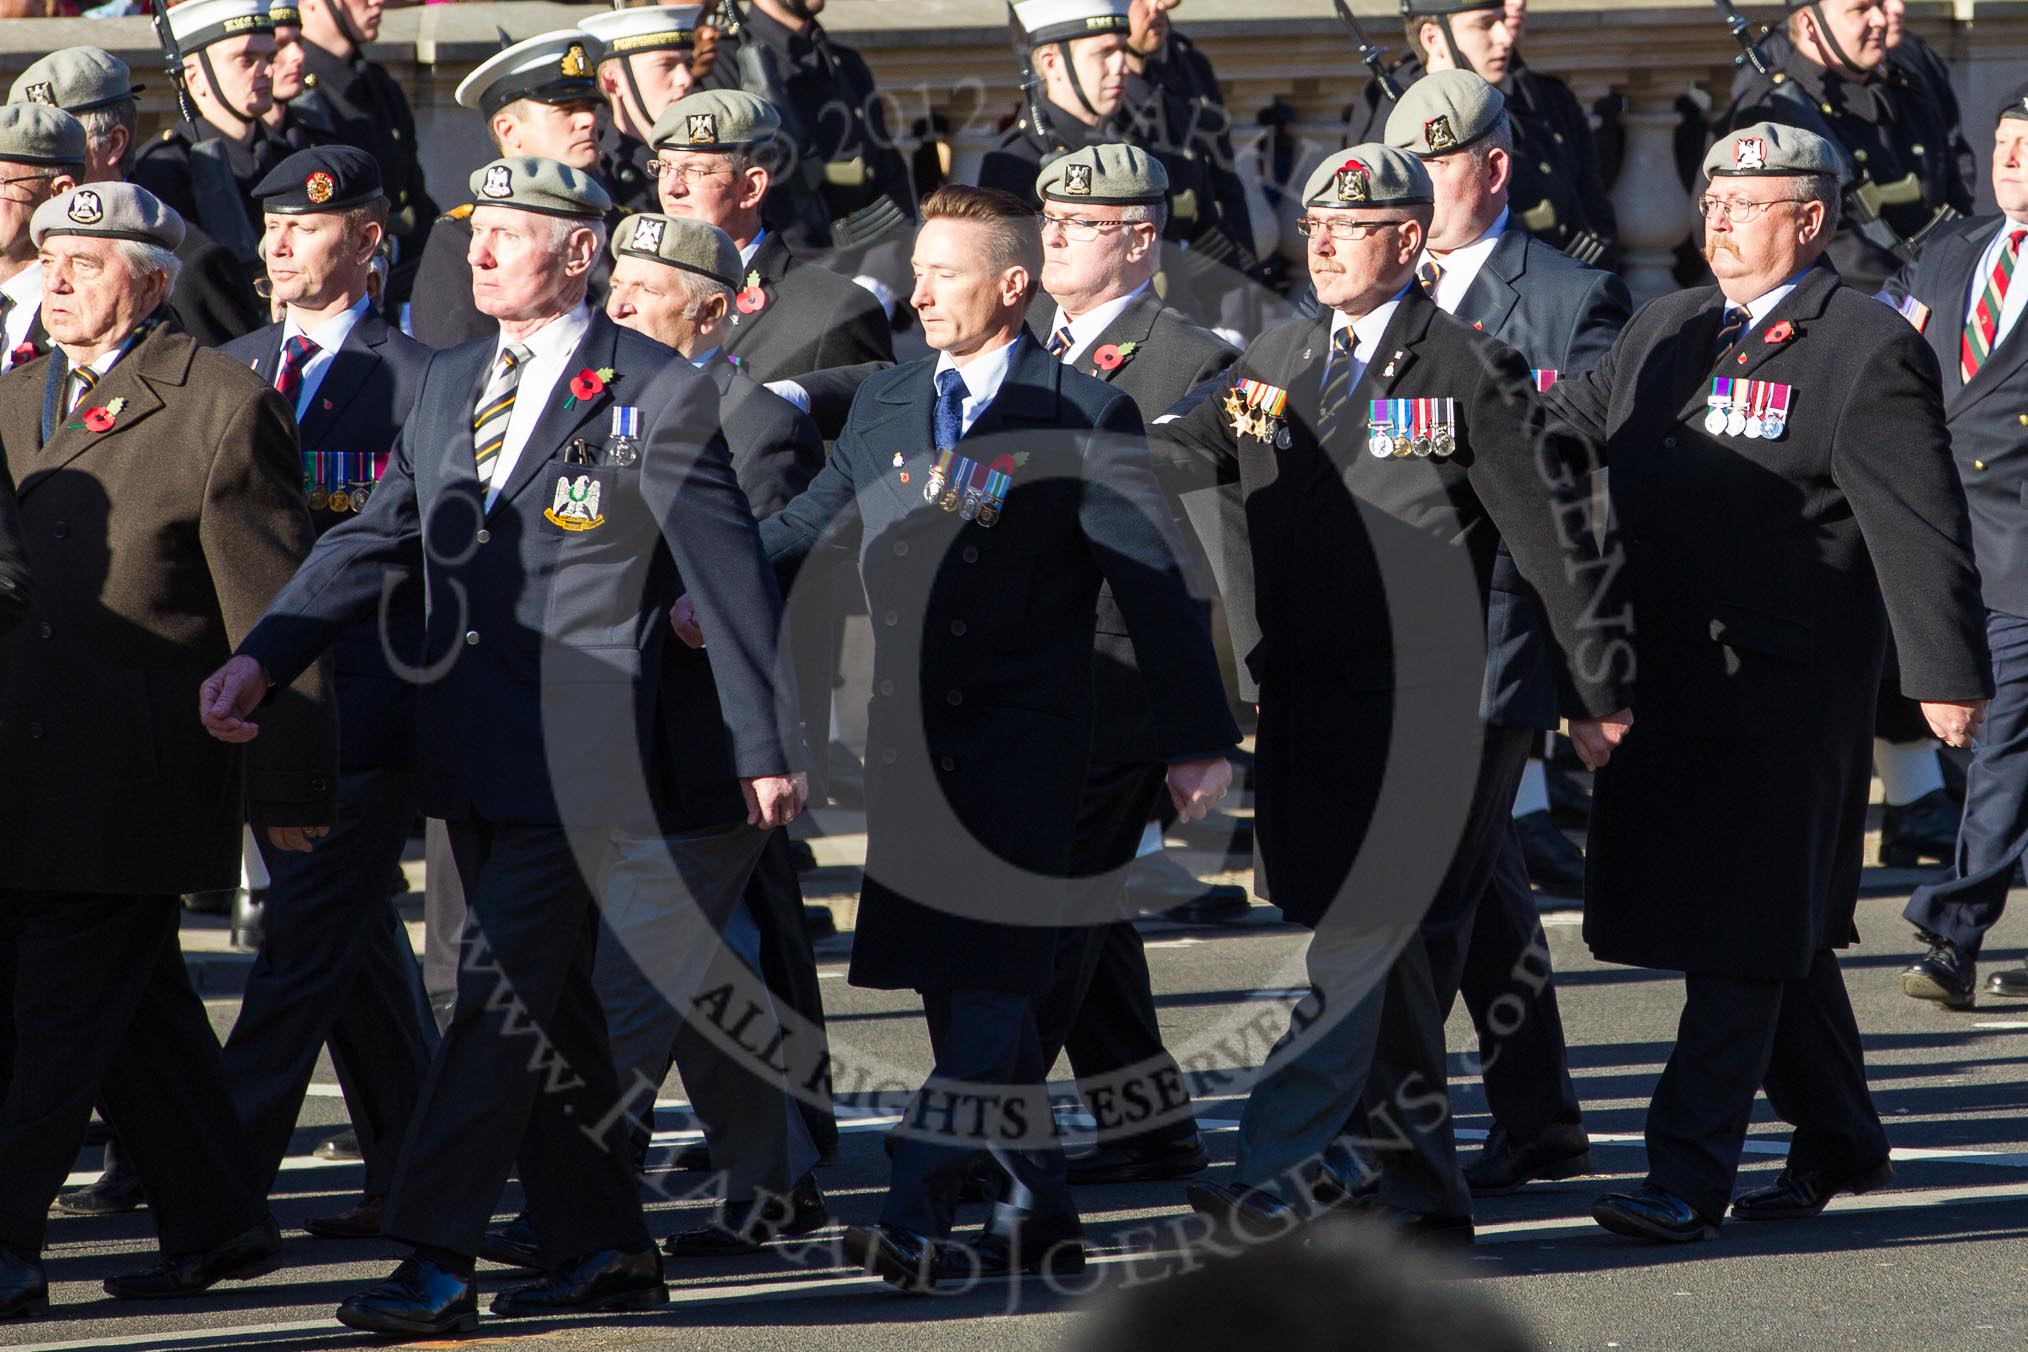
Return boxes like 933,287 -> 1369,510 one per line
0,159 -> 69,261
1039,202 -> 1157,312
40,235 -> 166,352
494,98 -> 602,171
1798,0 -> 1887,73
603,50 -> 697,131
652,150 -> 759,232
1421,144 -> 1507,251
188,34 -> 276,120
1304,205 -> 1424,314
606,254 -> 726,353
1699,176 -> 1827,301
911,217 -> 1026,357
1041,33 -> 1129,118
467,205 -> 590,320
1421,9 -> 1513,84
263,209 -> 376,308
1126,0 -> 1177,57
270,25 -> 308,103
1994,120 -> 2028,221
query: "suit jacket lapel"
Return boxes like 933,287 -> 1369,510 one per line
1082,288 -> 1163,383
1304,291 -> 1427,490
965,329 -> 1058,445
490,313 -> 622,515
1451,231 -> 1522,341
1721,265 -> 1836,390
298,313 -> 389,444
1957,230 -> 2028,413
31,324 -> 178,478
871,364 -> 936,512
1930,229 -> 1983,405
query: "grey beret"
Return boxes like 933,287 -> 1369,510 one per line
611,213 -> 740,289
1385,69 -> 1505,157
31,182 -> 184,249
1300,144 -> 1434,208
468,155 -> 612,220
10,47 -> 138,114
0,104 -> 85,168
651,89 -> 780,153
1037,142 -> 1168,206
1701,121 -> 1841,180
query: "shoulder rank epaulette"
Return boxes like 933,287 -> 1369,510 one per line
441,203 -> 475,223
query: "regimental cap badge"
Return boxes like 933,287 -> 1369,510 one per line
686,112 -> 717,145
305,170 -> 334,205
1335,159 -> 1370,204
1733,136 -> 1767,171
481,164 -> 513,199
22,82 -> 53,106
1423,114 -> 1457,153
66,189 -> 102,224
630,215 -> 665,252
1063,162 -> 1093,195
560,43 -> 591,78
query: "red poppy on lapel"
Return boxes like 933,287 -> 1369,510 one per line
9,341 -> 38,367
1763,320 -> 1796,345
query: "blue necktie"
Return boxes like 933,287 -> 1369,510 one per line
933,367 -> 966,451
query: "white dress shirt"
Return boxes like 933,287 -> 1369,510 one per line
484,303 -> 593,510
1965,216 -> 2028,355
1323,284 -> 1410,395
1045,280 -> 1152,364
1730,268 -> 1809,332
0,263 -> 42,372
278,295 -> 371,421
933,332 -> 1020,438
738,229 -> 765,270
1421,208 -> 1508,315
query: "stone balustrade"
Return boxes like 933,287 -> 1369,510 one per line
0,1 -> 2019,299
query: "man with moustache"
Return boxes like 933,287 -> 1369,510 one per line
1555,123 -> 1987,1243
580,5 -> 709,218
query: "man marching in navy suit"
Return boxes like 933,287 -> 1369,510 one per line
200,156 -> 801,1336
701,184 -> 1238,1290
1894,83 -> 2028,1009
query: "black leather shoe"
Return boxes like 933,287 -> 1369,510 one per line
665,1174 -> 828,1256
313,1130 -> 362,1162
1544,766 -> 1592,829
1590,1185 -> 1719,1243
303,1194 -> 385,1240
229,887 -> 267,952
335,1256 -> 477,1337
1465,1125 -> 1593,1197
181,889 -> 234,916
1130,851 -> 1252,924
53,1168 -> 146,1216
1185,1181 -> 1297,1239
1880,788 -> 1960,867
103,1216 -> 284,1299
1334,1197 -> 1475,1249
492,1247 -> 668,1318
956,1225 -> 1087,1279
1900,932 -> 1976,1009
842,1223 -> 942,1294
1515,810 -> 1586,897
0,1249 -> 47,1320
1067,1134 -> 1209,1184
479,1213 -> 542,1271
671,1140 -> 713,1172
1731,1159 -> 1893,1220
1987,963 -> 2028,999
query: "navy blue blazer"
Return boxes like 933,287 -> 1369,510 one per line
241,309 -> 792,828
224,311 -> 431,771
759,329 -> 1238,993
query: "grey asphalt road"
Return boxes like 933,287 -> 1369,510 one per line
8,869 -> 2028,1351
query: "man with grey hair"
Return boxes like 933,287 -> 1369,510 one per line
0,180 -> 335,1320
9,46 -> 264,343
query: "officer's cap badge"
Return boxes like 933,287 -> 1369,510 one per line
1063,163 -> 1092,195
630,216 -> 665,252
305,171 -> 335,205
1335,159 -> 1370,204
480,165 -> 513,199
686,112 -> 717,145
66,190 -> 102,225
1733,136 -> 1767,171
1423,115 -> 1457,153
560,43 -> 591,78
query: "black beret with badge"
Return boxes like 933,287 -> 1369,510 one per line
1384,68 -> 1506,158
0,104 -> 86,168
1037,142 -> 1169,206
468,155 -> 612,220
253,145 -> 384,214
611,212 -> 741,290
650,89 -> 781,153
1301,142 -> 1435,208
31,181 -> 185,250
8,47 -> 141,114
455,30 -> 603,118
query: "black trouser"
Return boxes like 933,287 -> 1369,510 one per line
1038,760 -> 1197,1153
1905,610 -> 2028,956
882,988 -> 1076,1241
743,828 -> 838,1154
381,819 -> 648,1265
1454,820 -> 1585,1148
1645,948 -> 1887,1222
0,890 -> 266,1257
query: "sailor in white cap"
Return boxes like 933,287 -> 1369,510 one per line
580,4 -> 706,215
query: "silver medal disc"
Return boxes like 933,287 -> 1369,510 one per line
1725,410 -> 1748,437
1703,406 -> 1726,435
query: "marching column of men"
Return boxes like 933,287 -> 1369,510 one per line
2,1 -> 2027,1334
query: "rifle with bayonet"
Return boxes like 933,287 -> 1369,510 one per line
1334,0 -> 1402,103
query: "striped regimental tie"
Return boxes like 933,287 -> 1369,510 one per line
1315,325 -> 1356,442
1046,324 -> 1073,358
1962,228 -> 2028,384
67,364 -> 97,414
472,343 -> 532,491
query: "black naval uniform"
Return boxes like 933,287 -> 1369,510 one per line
600,124 -> 659,219
294,40 -> 439,304
1546,263 -> 1989,1223
132,119 -> 299,274
1719,49 -> 1973,294
1348,57 -> 1621,270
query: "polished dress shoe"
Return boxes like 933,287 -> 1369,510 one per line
1184,1180 -> 1297,1238
1131,851 -> 1252,924
0,1249 -> 47,1320
671,1140 -> 713,1172
1515,810 -> 1586,897
1066,1133 -> 1209,1184
303,1193 -> 385,1239
1465,1124 -> 1593,1197
1900,932 -> 1976,1009
103,1215 -> 284,1299
1590,1185 -> 1719,1243
1880,788 -> 1960,867
956,1225 -> 1087,1279
313,1130 -> 362,1162
53,1168 -> 146,1216
1987,963 -> 2028,999
842,1223 -> 941,1294
1731,1159 -> 1893,1220
478,1212 -> 542,1271
490,1246 -> 668,1317
1333,1197 -> 1475,1249
335,1256 -> 477,1337
229,887 -> 267,952
665,1174 -> 828,1256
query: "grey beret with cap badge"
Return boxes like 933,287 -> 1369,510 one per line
467,155 -> 612,220
611,212 -> 741,290
1037,143 -> 1169,205
0,104 -> 86,168
31,181 -> 184,250
650,89 -> 781,153
1300,143 -> 1435,208
9,47 -> 140,115
1385,68 -> 1506,158
1700,120 -> 1841,180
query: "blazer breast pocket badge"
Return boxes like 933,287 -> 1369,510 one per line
545,473 -> 607,531
1704,378 -> 1792,440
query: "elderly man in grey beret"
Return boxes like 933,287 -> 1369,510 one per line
0,104 -> 85,374
1158,143 -> 1632,1244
